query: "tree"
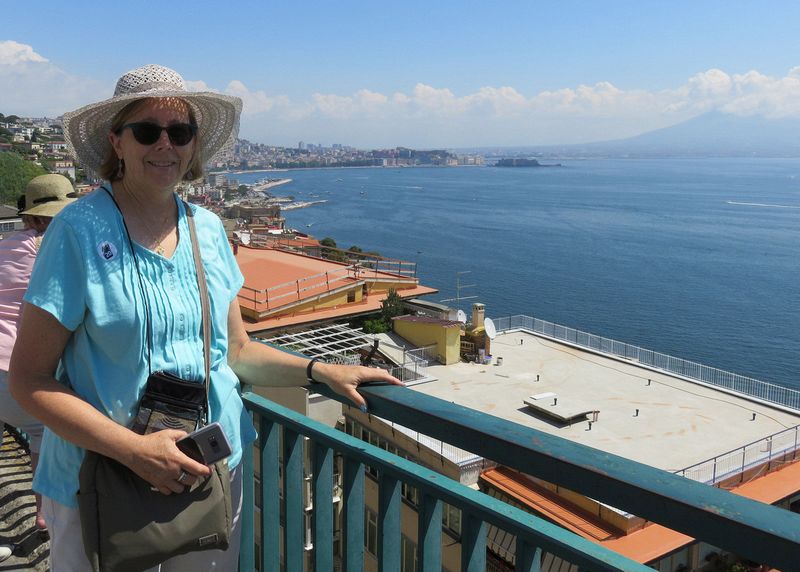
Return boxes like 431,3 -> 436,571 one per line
0,152 -> 48,205
320,237 -> 337,248
362,318 -> 390,334
380,288 -> 405,325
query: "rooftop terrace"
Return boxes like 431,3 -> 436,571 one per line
413,329 -> 800,473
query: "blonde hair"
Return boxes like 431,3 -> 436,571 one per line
98,98 -> 204,182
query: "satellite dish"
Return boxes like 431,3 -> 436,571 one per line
456,309 -> 467,323
484,317 -> 497,340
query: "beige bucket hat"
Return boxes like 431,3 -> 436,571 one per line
20,174 -> 77,217
62,64 -> 242,175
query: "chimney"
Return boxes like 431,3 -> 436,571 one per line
471,303 -> 485,328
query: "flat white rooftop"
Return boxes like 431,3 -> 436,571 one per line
411,331 -> 800,472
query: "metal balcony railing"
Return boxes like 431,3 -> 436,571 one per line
238,384 -> 800,572
496,315 -> 800,411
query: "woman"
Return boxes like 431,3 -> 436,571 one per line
8,64 -> 401,571
0,175 -> 76,536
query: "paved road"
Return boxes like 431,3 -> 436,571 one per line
0,427 -> 49,571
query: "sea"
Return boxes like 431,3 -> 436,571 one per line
232,158 -> 800,391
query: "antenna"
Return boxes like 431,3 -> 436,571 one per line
484,317 -> 497,340
440,271 -> 478,306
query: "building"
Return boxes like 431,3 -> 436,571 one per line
233,243 -> 437,334
0,204 -> 24,238
338,306 -> 800,571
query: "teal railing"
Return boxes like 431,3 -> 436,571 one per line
239,384 -> 800,571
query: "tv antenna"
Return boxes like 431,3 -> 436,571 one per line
440,271 -> 478,307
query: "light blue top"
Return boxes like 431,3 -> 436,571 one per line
24,186 -> 257,508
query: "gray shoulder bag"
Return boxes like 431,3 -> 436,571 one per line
78,194 -> 232,572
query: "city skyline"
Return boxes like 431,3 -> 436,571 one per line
3,1 -> 800,148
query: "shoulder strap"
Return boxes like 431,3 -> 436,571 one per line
184,202 -> 212,425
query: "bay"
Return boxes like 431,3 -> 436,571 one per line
233,158 -> 800,390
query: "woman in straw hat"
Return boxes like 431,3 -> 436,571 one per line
9,64 -> 401,570
0,174 -> 75,558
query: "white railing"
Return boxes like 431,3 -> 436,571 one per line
238,265 -> 357,311
496,314 -> 800,412
676,424 -> 800,486
403,344 -> 438,366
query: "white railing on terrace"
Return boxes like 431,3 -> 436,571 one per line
496,314 -> 800,412
250,236 -> 418,279
676,424 -> 800,486
403,344 -> 438,365
238,265 -> 357,312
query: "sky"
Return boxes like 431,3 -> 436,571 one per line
3,0 -> 800,149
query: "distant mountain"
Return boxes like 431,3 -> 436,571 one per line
459,112 -> 800,158
593,112 -> 800,157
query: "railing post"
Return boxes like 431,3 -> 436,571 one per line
312,442 -> 334,571
461,513 -> 487,572
260,416 -> 281,572
239,420 -> 255,572
378,473 -> 402,572
419,494 -> 442,572
517,540 -> 542,572
284,428 -> 304,572
343,458 -> 365,571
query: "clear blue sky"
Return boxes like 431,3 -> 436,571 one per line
4,1 -> 800,148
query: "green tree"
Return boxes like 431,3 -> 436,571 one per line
320,237 -> 337,248
0,152 -> 48,205
362,318 -> 390,334
380,288 -> 405,325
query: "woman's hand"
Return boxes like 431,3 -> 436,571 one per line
311,363 -> 404,411
125,430 -> 211,495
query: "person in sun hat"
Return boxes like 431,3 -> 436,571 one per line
8,64 -> 402,570
0,174 -> 76,545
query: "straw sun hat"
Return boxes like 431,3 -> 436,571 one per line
20,174 -> 77,217
62,64 -> 242,176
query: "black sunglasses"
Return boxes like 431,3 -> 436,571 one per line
118,122 -> 197,146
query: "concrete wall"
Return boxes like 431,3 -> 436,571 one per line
393,320 -> 461,365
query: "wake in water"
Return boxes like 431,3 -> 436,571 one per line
726,201 -> 800,209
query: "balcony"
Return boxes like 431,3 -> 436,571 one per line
238,383 -> 800,571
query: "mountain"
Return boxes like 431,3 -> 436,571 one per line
461,112 -> 800,158
593,112 -> 800,157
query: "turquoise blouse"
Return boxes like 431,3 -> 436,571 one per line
24,187 -> 256,508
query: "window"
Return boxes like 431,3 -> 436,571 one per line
401,482 -> 419,507
442,503 -> 461,536
0,222 -> 15,232
401,535 -> 418,572
365,509 -> 378,556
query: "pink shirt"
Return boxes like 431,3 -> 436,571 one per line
0,229 -> 39,370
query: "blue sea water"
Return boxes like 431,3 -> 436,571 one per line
233,158 -> 800,390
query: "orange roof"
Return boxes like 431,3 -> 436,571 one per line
602,460 -> 800,562
393,315 -> 462,328
234,245 -> 437,332
483,461 -> 800,564
481,466 -> 622,542
244,284 -> 437,333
